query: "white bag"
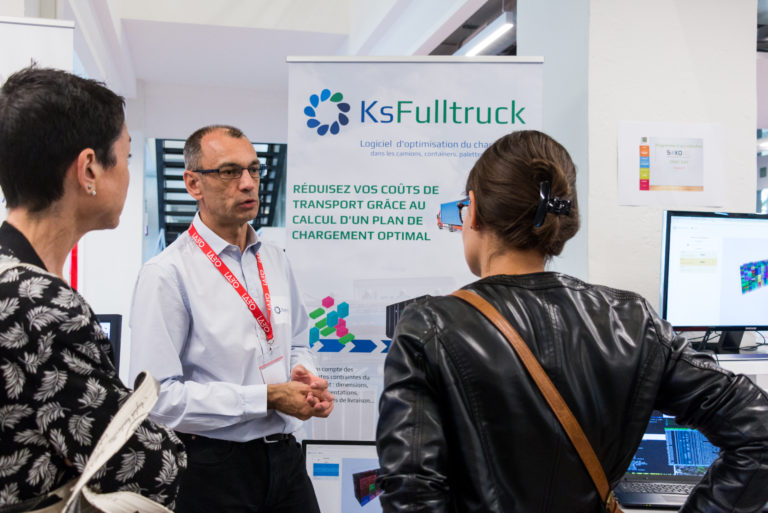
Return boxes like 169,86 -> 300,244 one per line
6,373 -> 173,513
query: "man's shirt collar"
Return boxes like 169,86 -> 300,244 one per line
191,213 -> 261,255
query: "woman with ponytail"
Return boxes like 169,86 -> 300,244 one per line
376,130 -> 768,513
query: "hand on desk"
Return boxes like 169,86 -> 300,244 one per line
266,365 -> 335,420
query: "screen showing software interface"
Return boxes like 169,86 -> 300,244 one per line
99,321 -> 111,339
305,442 -> 383,513
665,215 -> 768,327
626,412 -> 719,477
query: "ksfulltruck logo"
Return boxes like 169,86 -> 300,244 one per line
303,91 -> 527,135
360,99 -> 526,125
304,89 -> 350,136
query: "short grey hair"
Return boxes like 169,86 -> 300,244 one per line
183,124 -> 246,170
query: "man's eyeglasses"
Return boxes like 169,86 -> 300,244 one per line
457,197 -> 469,223
192,164 -> 267,181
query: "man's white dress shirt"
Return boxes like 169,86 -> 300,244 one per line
129,214 -> 314,441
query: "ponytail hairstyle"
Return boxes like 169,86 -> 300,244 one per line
465,130 -> 580,258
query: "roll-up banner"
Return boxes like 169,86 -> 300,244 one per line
286,57 -> 543,440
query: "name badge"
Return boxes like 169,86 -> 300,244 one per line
259,355 -> 287,384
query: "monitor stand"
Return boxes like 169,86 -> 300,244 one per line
712,330 -> 743,354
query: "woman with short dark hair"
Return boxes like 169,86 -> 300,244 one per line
376,130 -> 768,512
0,67 -> 185,510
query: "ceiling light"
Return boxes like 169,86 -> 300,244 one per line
455,11 -> 515,57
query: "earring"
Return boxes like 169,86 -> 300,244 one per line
87,184 -> 96,196
90,189 -> 96,196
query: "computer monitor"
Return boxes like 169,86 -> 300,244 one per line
303,440 -> 382,513
385,296 -> 427,338
96,314 -> 122,369
659,210 -> 768,352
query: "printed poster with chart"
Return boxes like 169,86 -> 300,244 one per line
617,121 -> 723,206
286,57 -> 543,440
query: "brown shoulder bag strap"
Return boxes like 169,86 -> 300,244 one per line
452,289 -> 622,513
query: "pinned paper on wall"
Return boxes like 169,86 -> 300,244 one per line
617,121 -> 723,207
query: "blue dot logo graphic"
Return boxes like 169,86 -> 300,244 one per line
304,89 -> 350,136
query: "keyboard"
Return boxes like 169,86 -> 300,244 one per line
616,481 -> 695,495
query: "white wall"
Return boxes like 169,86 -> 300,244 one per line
0,0 -> 24,16
757,52 -> 768,128
116,0 -> 351,33
588,0 -> 757,309
516,0 -> 590,279
140,81 -> 289,142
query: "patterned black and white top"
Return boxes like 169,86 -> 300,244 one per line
0,222 -> 186,509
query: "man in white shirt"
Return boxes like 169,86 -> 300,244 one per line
129,125 -> 333,513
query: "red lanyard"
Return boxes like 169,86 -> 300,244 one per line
188,224 -> 273,341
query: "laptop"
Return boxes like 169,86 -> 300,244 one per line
615,411 -> 714,508
303,440 -> 383,513
615,411 -> 732,509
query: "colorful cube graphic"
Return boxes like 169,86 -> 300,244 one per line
352,469 -> 382,506
741,259 -> 768,294
308,295 -> 355,347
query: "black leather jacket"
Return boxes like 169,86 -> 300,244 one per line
376,273 -> 768,513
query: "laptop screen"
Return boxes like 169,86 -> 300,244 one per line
626,411 -> 720,478
303,440 -> 383,513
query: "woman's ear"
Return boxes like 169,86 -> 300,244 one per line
75,148 -> 98,195
467,190 -> 480,230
